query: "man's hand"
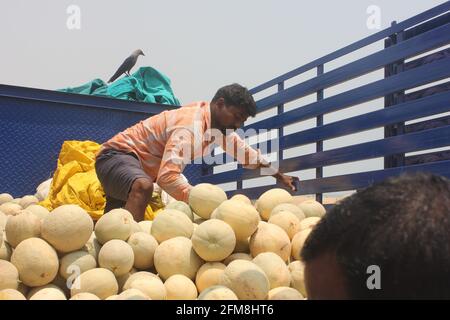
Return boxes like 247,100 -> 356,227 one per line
273,172 -> 300,192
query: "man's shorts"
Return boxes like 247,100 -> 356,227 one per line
95,148 -> 151,211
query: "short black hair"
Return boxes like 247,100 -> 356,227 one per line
301,173 -> 450,299
211,83 -> 257,117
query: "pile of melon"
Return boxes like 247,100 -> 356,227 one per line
0,186 -> 325,300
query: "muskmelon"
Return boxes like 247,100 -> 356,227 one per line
117,288 -> 150,300
0,193 -> 14,205
299,217 -> 321,231
0,289 -> 26,300
195,262 -> 226,293
28,285 -> 67,300
0,203 -> 22,216
298,199 -> 326,218
94,208 -> 133,245
98,239 -> 134,277
19,195 -> 39,209
70,268 -> 118,299
70,292 -> 101,300
268,286 -> 304,300
211,200 -> 260,240
5,211 -> 41,247
230,194 -> 252,205
151,209 -> 193,243
191,219 -> 236,261
291,228 -> 312,261
166,200 -> 194,221
138,221 -> 152,234
256,189 -> 293,221
125,275 -> 166,300
59,250 -> 97,280
164,274 -> 198,300
0,260 -> 19,290
288,260 -> 306,297
270,203 -> 305,221
41,204 -> 93,252
154,237 -> 204,281
253,252 -> 291,289
24,205 -> 50,222
197,285 -> 238,300
189,183 -> 227,219
268,210 -> 301,240
127,232 -> 158,270
220,259 -> 270,300
249,222 -> 292,262
223,253 -> 253,265
11,237 -> 59,287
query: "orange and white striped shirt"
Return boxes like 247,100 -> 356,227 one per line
100,101 -> 269,202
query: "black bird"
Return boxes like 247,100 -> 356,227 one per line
108,49 -> 145,83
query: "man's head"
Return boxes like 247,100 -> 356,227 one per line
210,83 -> 257,135
301,173 -> 450,299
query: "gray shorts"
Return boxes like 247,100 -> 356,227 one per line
95,148 -> 151,212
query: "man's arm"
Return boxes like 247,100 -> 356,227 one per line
220,132 -> 299,192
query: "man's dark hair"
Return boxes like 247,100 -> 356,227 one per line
301,173 -> 450,299
211,83 -> 257,117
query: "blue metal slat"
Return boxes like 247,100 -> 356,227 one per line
249,2 -> 450,95
244,57 -> 450,133
203,125 -> 450,184
226,159 -> 450,199
254,23 -> 450,112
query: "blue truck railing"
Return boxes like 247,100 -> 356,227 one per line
1,2 -> 449,203
199,1 -> 450,202
0,85 -> 184,197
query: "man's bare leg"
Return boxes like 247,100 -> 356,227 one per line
125,178 -> 153,222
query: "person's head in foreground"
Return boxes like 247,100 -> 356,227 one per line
301,173 -> 450,299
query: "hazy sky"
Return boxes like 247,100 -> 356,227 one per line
1,0 -> 448,195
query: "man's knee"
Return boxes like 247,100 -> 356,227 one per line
129,178 -> 153,198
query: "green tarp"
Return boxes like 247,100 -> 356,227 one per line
59,66 -> 181,105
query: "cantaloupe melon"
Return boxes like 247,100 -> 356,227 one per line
211,200 -> 260,240
24,205 -> 50,222
59,250 -> 97,280
125,276 -> 166,300
84,232 -> 102,260
41,204 -> 93,252
94,208 -> 133,245
166,200 -> 194,221
0,193 -> 14,205
105,294 -> 118,300
0,203 -> 22,216
249,222 -> 291,262
28,284 -> 67,300
154,237 -> 204,281
70,268 -> 118,299
189,183 -> 227,219
127,232 -> 158,270
197,285 -> 238,300
0,260 -> 19,290
195,262 -> 226,293
291,228 -> 312,261
164,274 -> 198,300
268,210 -> 301,240
138,221 -> 152,234
117,288 -> 150,300
69,292 -> 100,300
223,253 -> 253,265
268,286 -> 304,300
19,195 -> 39,209
191,219 -> 236,261
299,217 -> 321,231
122,271 -> 159,290
253,252 -> 291,289
220,259 -> 270,300
98,239 -> 134,277
0,239 -> 12,261
11,237 -> 59,287
5,211 -> 41,248
270,203 -> 305,221
230,194 -> 252,205
298,199 -> 326,218
288,261 -> 306,297
256,189 -> 293,221
151,209 -> 193,243
0,288 -> 26,300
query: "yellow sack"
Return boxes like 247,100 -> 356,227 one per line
39,140 -> 164,221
